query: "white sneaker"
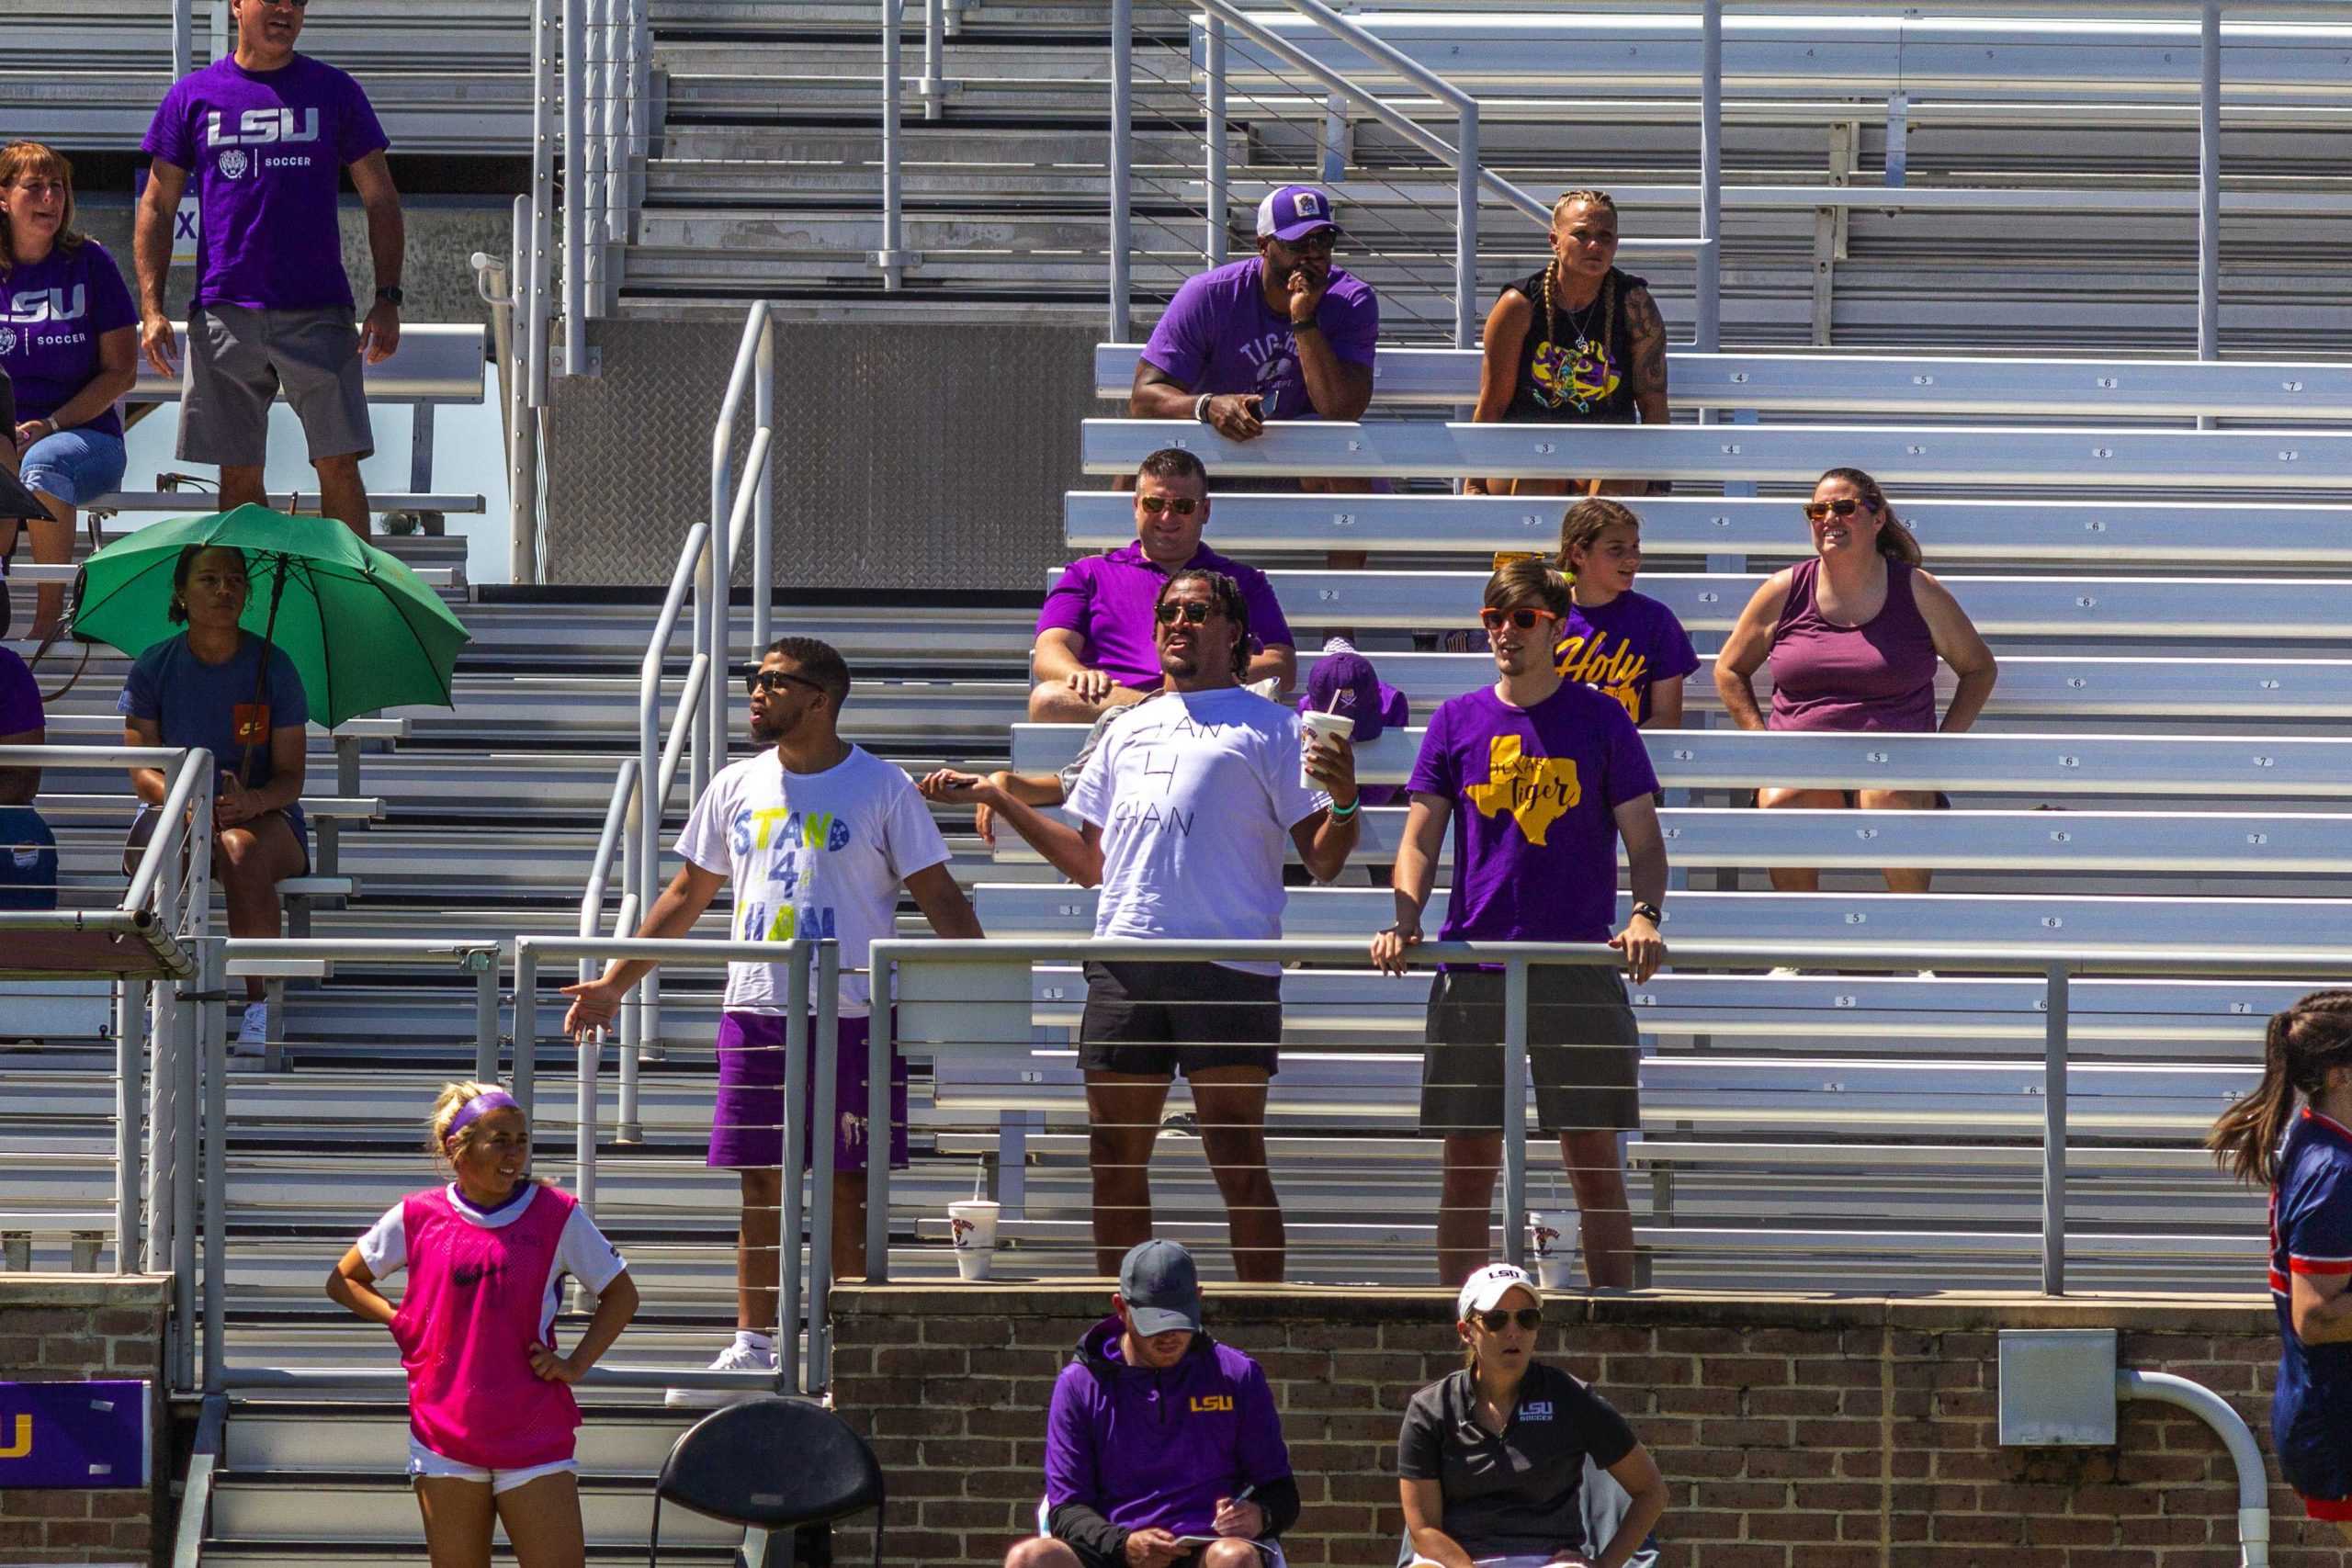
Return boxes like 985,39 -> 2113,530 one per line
1320,635 -> 1358,654
665,1337 -> 778,1408
1768,966 -> 1804,979
232,1002 -> 269,1056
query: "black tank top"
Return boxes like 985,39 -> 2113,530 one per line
1502,264 -> 1645,424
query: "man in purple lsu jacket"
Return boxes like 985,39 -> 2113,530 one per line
1006,1240 -> 1299,1568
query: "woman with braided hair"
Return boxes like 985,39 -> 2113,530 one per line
1465,190 -> 1670,499
2210,991 -> 2352,1540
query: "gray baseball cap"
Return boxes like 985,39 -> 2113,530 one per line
1118,1239 -> 1204,1336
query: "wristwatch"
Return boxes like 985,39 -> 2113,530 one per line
1193,392 -> 1215,423
1631,901 -> 1664,924
1290,315 -> 1319,331
375,285 -> 404,307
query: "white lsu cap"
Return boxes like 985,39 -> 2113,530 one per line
1456,1262 -> 1539,1320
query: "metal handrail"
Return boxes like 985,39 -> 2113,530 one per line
861,932 -> 2352,1301
577,754 -> 638,953
702,306 -> 777,792
627,520 -> 708,1058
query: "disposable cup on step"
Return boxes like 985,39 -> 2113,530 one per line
1299,710 -> 1355,787
1529,1212 -> 1577,1291
948,1199 -> 1000,1280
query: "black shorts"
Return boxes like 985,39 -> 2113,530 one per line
1420,964 -> 1641,1135
1077,959 -> 1283,1077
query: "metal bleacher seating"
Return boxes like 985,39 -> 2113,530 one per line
897,319 -> 2352,1292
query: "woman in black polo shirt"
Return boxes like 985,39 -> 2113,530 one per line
1397,1265 -> 1666,1568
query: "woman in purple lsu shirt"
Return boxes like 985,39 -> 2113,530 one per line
0,141 -> 138,642
1712,467 -> 1997,894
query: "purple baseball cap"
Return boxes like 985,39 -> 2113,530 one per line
1256,185 -> 1338,243
1301,650 -> 1408,743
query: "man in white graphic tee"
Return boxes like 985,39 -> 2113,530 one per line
562,636 -> 981,1401
926,569 -> 1359,1282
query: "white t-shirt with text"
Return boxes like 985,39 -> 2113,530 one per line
673,744 -> 951,1016
1065,685 -> 1328,975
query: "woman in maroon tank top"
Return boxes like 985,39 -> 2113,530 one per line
1713,468 -> 1998,894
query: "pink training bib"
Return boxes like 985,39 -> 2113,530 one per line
390,1183 -> 582,1470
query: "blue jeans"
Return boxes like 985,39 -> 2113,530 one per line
19,426 -> 128,508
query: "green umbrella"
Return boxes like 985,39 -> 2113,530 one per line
70,503 -> 471,737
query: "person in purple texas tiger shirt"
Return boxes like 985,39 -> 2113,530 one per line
135,0 -> 406,539
1374,560 -> 1668,1292
0,142 -> 139,644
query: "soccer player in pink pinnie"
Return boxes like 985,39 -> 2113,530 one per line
327,1082 -> 639,1568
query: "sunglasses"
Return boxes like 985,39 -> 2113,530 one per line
1804,497 -> 1881,522
1138,496 -> 1202,517
1479,606 -> 1558,632
1154,600 -> 1214,626
1473,1308 -> 1544,1332
746,669 -> 827,697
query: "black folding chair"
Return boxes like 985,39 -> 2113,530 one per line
648,1397 -> 886,1568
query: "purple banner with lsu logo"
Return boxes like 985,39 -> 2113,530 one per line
0,1380 -> 152,1487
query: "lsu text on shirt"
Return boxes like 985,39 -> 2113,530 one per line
673,744 -> 951,1017
142,54 -> 389,311
1066,686 -> 1328,976
0,240 -> 138,435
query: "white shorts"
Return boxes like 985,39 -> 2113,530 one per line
407,1435 -> 578,1495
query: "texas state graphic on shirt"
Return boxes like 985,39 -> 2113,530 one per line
1464,735 -> 1582,846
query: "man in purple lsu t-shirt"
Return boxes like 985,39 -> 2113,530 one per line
1373,560 -> 1669,1292
1129,185 -> 1376,453
134,0 -> 405,538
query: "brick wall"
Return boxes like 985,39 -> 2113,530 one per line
0,1274 -> 170,1566
829,1285 -> 2333,1568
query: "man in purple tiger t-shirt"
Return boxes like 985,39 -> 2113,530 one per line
1373,560 -> 1668,1292
134,0 -> 405,538
1129,185 -> 1376,453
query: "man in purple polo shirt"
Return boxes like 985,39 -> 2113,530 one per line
1372,559 -> 1669,1292
1006,1240 -> 1297,1568
1031,447 -> 1296,723
134,0 -> 406,538
1129,186 -> 1376,446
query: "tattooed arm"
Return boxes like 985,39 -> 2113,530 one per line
1625,285 -> 1670,427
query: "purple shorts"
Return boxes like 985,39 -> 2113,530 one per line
708,1010 -> 910,1174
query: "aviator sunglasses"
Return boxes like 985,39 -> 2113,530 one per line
1154,600 -> 1214,626
1803,497 -> 1882,522
1138,496 -> 1202,516
1479,606 -> 1558,632
1473,1307 -> 1544,1332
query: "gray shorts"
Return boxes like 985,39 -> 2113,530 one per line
179,304 -> 373,467
1420,964 -> 1642,1136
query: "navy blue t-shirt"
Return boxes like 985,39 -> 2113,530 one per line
119,631 -> 309,842
2271,1107 -> 2352,1501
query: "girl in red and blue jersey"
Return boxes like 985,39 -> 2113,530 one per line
2210,991 -> 2352,1540
328,1081 -> 639,1567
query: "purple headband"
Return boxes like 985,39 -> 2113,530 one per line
445,1089 -> 520,1144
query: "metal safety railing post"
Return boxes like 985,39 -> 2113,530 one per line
1500,955 -> 1530,1266
865,987 -> 897,1283
779,948 -> 811,1394
807,942 -> 842,1391
1204,15 -> 1229,265
514,943 -> 539,1119
923,0 -> 946,120
527,0 -> 556,406
1698,0 -> 1724,351
2198,1 -> 2222,366
1109,0 -> 1134,341
114,979 -> 145,1271
1453,101 -> 1478,348
2042,963 -> 2070,1296
560,0 -> 588,375
881,0 -> 908,291
705,304 -> 776,789
752,327 -> 775,654
199,935 -> 227,1395
635,522 -> 708,1050
172,0 -> 192,76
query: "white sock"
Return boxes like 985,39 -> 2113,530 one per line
734,1329 -> 775,1354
